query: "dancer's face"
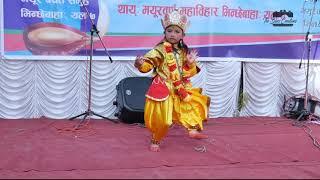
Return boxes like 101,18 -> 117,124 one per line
164,25 -> 185,44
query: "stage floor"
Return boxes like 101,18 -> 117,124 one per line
0,117 -> 320,179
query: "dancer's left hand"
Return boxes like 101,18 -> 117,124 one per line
186,49 -> 198,65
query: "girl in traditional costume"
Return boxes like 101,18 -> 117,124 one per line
134,10 -> 210,152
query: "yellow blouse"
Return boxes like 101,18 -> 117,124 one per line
138,42 -> 199,92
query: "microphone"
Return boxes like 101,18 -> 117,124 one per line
305,31 -> 310,41
299,59 -> 303,69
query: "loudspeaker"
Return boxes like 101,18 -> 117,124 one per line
283,95 -> 320,119
113,77 -> 152,124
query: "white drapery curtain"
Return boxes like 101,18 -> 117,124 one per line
0,59 -> 319,119
241,62 -> 320,117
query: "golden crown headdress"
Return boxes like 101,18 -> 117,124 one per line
161,10 -> 189,32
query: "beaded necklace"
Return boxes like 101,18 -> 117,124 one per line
163,42 -> 190,101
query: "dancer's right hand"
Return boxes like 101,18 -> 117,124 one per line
134,56 -> 147,68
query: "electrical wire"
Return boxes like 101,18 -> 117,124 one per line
292,120 -> 320,150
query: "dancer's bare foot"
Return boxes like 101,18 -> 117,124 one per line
189,130 -> 208,139
149,143 -> 160,152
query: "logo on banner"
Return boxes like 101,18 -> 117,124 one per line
265,10 -> 297,27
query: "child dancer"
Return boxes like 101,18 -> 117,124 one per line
134,10 -> 210,152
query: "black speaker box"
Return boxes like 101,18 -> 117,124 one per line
283,96 -> 320,120
113,77 -> 152,124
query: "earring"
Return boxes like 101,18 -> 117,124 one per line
179,39 -> 183,48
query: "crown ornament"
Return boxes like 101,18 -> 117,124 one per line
161,10 -> 189,32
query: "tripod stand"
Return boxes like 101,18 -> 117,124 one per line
297,36 -> 311,121
69,0 -> 118,126
297,0 -> 317,121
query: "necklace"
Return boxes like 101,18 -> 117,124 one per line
173,50 -> 183,79
163,42 -> 190,101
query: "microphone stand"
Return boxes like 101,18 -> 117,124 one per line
297,0 -> 317,121
69,0 -> 118,127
